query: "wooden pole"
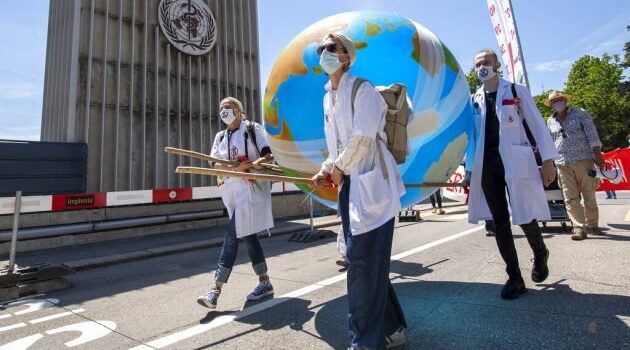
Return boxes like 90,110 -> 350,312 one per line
176,166 -> 313,184
175,166 -> 463,188
164,147 -> 282,172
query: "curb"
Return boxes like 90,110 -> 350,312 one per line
65,219 -> 341,271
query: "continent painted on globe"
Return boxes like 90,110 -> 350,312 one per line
263,11 -> 474,208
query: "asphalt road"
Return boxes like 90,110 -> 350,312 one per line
1,194 -> 629,350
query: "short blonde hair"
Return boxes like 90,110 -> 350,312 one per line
220,97 -> 244,114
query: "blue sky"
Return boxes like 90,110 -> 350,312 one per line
1,0 -> 628,141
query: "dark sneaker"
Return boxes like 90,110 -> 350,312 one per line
247,280 -> 274,301
531,248 -> 549,283
336,256 -> 347,267
571,227 -> 587,241
197,288 -> 220,309
386,326 -> 406,349
501,278 -> 527,300
437,209 -> 445,215
587,226 -> 605,236
485,230 -> 495,237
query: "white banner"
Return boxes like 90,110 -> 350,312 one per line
486,0 -> 528,87
442,166 -> 468,203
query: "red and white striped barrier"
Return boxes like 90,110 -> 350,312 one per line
0,183 -> 303,215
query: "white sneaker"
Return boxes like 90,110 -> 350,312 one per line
386,326 -> 406,349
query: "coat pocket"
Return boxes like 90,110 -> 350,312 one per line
500,105 -> 520,128
510,145 -> 539,180
349,168 -> 390,233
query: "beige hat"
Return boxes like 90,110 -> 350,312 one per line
321,33 -> 357,68
545,90 -> 571,106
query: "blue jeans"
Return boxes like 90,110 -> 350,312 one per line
340,175 -> 406,349
215,214 -> 268,284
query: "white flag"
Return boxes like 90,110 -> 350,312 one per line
486,0 -> 528,88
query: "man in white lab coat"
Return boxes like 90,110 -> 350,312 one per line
197,97 -> 275,310
464,49 -> 558,300
312,33 -> 407,349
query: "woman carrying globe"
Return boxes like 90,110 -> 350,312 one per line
311,33 -> 407,350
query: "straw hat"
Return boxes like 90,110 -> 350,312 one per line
545,90 -> 571,106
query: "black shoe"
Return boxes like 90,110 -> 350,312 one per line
531,248 -> 549,283
485,230 -> 495,237
501,278 -> 527,300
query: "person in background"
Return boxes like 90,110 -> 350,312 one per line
429,189 -> 445,215
485,220 -> 495,236
545,90 -> 605,240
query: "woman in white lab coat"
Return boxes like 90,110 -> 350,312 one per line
464,49 -> 558,300
312,33 -> 407,350
197,97 -> 274,309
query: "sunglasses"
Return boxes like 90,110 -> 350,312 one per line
317,42 -> 342,55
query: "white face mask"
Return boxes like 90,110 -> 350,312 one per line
476,65 -> 496,82
319,50 -> 342,75
552,101 -> 566,112
220,108 -> 236,125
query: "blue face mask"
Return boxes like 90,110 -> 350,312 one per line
319,50 -> 342,75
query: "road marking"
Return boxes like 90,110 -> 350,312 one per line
624,208 -> 630,222
0,308 -> 86,334
12,299 -> 59,315
129,225 -> 484,350
0,322 -> 27,332
30,308 -> 86,324
0,334 -> 43,350
45,320 -> 117,347
0,315 -> 10,320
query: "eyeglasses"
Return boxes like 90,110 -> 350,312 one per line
317,43 -> 337,55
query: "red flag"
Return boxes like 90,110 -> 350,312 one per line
597,148 -> 630,191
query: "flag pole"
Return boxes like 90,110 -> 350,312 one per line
508,0 -> 531,91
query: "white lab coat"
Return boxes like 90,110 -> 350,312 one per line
465,79 -> 558,225
210,120 -> 274,238
322,73 -> 405,236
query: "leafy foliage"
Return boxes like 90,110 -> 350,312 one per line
565,54 -> 629,150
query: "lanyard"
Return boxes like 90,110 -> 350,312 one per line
226,130 -> 235,161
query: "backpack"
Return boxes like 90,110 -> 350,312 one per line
351,78 -> 411,164
219,120 -> 261,158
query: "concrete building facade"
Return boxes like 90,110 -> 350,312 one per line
41,0 -> 262,193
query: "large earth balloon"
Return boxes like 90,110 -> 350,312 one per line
263,11 -> 473,208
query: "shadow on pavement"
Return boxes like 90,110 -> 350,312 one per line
53,232 -> 337,306
188,277 -> 630,350
309,279 -> 630,350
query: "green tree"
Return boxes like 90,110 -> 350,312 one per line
565,54 -> 630,149
623,25 -> 630,68
466,67 -> 482,94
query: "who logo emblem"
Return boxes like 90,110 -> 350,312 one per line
158,0 -> 217,55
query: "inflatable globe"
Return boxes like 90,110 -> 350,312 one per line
263,11 -> 473,208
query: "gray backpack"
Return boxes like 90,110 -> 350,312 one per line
351,78 -> 411,164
